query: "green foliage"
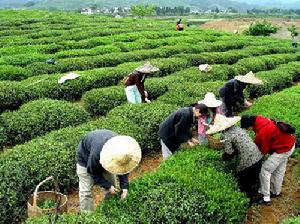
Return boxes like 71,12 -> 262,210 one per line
281,217 -> 300,224
107,102 -> 178,150
131,5 -> 155,17
83,86 -> 126,116
244,20 -> 279,36
288,25 -> 299,39
157,81 -> 224,107
98,148 -> 248,224
37,199 -> 56,209
0,99 -> 90,148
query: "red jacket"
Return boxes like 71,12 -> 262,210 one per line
253,116 -> 296,155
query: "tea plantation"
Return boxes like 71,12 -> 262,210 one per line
0,10 -> 299,224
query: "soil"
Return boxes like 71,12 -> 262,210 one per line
67,145 -> 300,223
201,18 -> 300,41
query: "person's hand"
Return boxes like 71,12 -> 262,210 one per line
109,186 -> 119,195
191,137 -> 200,145
244,100 -> 252,108
120,189 -> 128,200
187,139 -> 196,147
145,98 -> 151,103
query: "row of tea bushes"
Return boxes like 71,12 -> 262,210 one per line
82,50 -> 300,116
26,148 -> 248,224
0,99 -> 90,149
0,38 -> 250,81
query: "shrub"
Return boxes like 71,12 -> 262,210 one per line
107,102 -> 178,150
281,217 -> 300,224
247,62 -> 300,98
0,99 -> 90,148
244,20 -> 279,36
82,86 -> 126,116
157,81 -> 224,107
98,148 -> 248,224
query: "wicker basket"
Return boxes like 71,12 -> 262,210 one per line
208,135 -> 224,150
27,176 -> 68,218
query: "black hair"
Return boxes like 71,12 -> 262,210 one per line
195,103 -> 209,116
240,115 -> 257,128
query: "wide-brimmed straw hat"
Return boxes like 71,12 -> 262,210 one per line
100,136 -> 142,175
199,64 -> 212,72
135,62 -> 160,74
234,71 -> 263,85
206,114 -> 241,135
198,92 -> 222,108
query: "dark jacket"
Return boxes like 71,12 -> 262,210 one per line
125,71 -> 146,99
76,129 -> 129,190
219,79 -> 246,105
253,116 -> 296,155
158,107 -> 194,152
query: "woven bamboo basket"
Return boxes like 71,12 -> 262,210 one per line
27,176 -> 68,218
208,135 -> 224,150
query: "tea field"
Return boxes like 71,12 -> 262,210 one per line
0,10 -> 299,224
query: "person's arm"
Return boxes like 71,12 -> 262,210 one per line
134,74 -> 146,99
221,133 -> 235,161
87,153 -> 112,189
118,173 -> 129,190
234,82 -> 245,105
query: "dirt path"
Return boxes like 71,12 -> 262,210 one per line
67,150 -> 300,223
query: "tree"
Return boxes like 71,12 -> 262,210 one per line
288,25 -> 299,40
244,20 -> 279,36
131,5 -> 155,17
24,1 -> 35,7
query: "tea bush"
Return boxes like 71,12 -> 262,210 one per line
0,99 -> 90,148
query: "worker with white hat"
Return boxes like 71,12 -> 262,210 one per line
123,61 -> 159,104
206,114 -> 263,202
197,92 -> 222,145
76,129 -> 142,212
219,71 -> 262,117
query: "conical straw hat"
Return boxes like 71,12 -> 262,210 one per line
235,71 -> 263,85
100,136 -> 142,175
199,64 -> 212,72
206,114 -> 241,135
135,61 -> 160,73
198,92 -> 222,108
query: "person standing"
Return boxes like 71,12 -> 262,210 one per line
241,115 -> 296,204
219,71 -> 262,117
206,114 -> 263,201
76,129 -> 141,212
158,105 -> 201,160
124,62 -> 159,104
197,92 -> 222,145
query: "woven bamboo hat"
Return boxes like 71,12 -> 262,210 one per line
135,61 -> 160,74
234,71 -> 263,85
206,114 -> 241,135
198,92 -> 222,108
100,136 -> 142,175
199,64 -> 212,72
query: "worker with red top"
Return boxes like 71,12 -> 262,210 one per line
241,115 -> 296,205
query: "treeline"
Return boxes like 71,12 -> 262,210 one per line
155,6 -> 191,16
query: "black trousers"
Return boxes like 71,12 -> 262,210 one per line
237,159 -> 263,200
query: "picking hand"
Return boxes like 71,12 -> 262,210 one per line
120,189 -> 128,200
109,186 -> 119,195
145,98 -> 151,103
244,100 -> 252,108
